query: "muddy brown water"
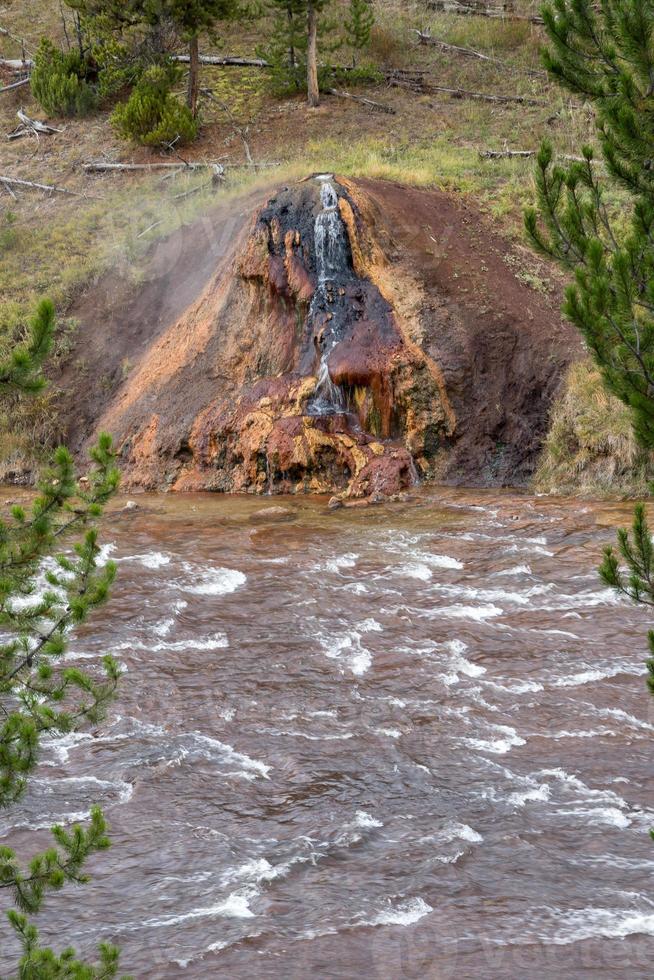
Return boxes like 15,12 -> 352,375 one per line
1,489 -> 653,979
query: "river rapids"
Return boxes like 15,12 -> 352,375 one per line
1,489 -> 653,978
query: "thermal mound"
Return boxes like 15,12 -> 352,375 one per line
55,176 -> 581,497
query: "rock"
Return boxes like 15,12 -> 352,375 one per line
118,500 -> 139,513
250,505 -> 295,523
59,177 -> 579,497
369,493 -> 385,504
343,498 -> 370,508
327,496 -> 343,510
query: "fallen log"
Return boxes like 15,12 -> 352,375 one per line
426,0 -> 544,22
413,30 -> 546,78
0,77 -> 30,94
0,175 -> 93,197
7,110 -> 64,140
83,160 -> 222,172
83,160 -> 280,173
0,58 -> 33,71
388,77 -> 547,106
479,147 -> 590,163
325,88 -> 395,114
172,54 -> 270,68
173,52 -> 409,78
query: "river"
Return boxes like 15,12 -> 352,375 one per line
1,489 -> 653,978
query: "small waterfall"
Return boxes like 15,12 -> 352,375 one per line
314,180 -> 350,284
307,175 -> 350,417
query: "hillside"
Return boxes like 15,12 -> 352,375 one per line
0,0 -> 647,492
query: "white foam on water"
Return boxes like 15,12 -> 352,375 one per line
55,774 -> 133,804
97,542 -> 117,565
222,858 -> 284,885
497,564 -> 532,576
142,892 -> 255,928
443,820 -> 483,843
507,783 -> 551,807
504,543 -> 554,557
545,728 -> 616,740
341,582 -> 369,595
358,618 -> 383,633
114,632 -> 229,653
484,678 -> 544,694
371,897 -> 433,927
464,724 -> 526,755
445,639 -> 486,679
271,729 -> 354,741
373,727 -> 402,738
547,907 -> 654,943
538,588 -> 624,611
551,663 -> 644,687
401,562 -> 433,581
119,551 -> 171,569
152,633 -> 229,653
555,805 -> 631,828
320,630 -> 372,676
590,705 -> 654,732
41,730 -> 92,765
414,552 -> 464,570
1,774 -> 133,834
4,808 -> 94,832
182,565 -> 247,596
153,617 -> 175,637
491,905 -> 654,947
536,767 -> 633,826
437,583 -> 553,607
355,810 -> 383,828
323,553 -> 359,573
188,733 -> 271,778
437,603 -> 503,621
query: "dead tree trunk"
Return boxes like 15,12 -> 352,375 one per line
307,1 -> 320,107
187,33 -> 200,117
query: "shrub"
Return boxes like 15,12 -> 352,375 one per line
30,38 -> 97,116
110,65 -> 199,146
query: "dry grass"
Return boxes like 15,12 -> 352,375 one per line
534,362 -> 654,498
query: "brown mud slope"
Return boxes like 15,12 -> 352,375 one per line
55,177 -> 581,496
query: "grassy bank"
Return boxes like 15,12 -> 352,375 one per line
535,364 -> 654,498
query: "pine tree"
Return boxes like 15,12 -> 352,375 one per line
0,301 -> 126,974
67,0 -> 239,117
345,0 -> 374,62
525,0 -> 654,705
111,63 -> 199,145
258,0 -> 307,94
261,0 -> 362,106
30,37 -> 98,116
159,0 -> 239,117
525,0 -> 654,450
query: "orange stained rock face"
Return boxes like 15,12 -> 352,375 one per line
61,176 -> 580,496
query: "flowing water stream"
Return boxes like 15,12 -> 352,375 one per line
1,489 -> 653,978
307,175 -> 349,418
